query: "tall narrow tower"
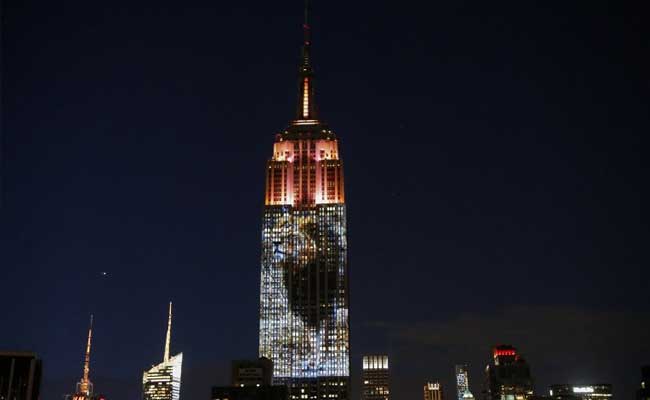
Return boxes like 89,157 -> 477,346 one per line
143,302 -> 183,400
258,3 -> 351,400
78,315 -> 94,396
66,316 -> 95,400
164,301 -> 172,363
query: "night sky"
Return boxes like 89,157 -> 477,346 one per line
2,1 -> 649,400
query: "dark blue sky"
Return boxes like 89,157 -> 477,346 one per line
2,1 -> 649,400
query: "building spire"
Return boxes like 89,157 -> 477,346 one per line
303,0 -> 311,54
296,0 -> 317,121
80,314 -> 93,395
164,301 -> 172,362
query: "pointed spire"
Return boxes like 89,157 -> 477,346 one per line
164,301 -> 172,362
296,0 -> 317,121
80,314 -> 93,395
302,0 -> 311,66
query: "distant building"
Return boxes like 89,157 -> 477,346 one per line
231,358 -> 273,387
455,365 -> 474,400
212,358 -> 287,400
424,382 -> 444,400
0,352 -> 42,400
66,316 -> 101,400
639,366 -> 650,400
362,356 -> 390,400
143,302 -> 183,400
483,345 -> 534,400
548,384 -> 612,400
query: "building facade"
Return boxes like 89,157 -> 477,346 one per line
362,356 -> 389,400
232,358 -> 274,387
548,384 -> 612,400
483,345 -> 534,400
455,365 -> 473,400
212,358 -> 287,400
424,383 -> 444,400
0,352 -> 42,400
258,7 -> 350,400
143,302 -> 183,400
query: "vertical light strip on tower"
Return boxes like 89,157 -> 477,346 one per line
302,78 -> 310,118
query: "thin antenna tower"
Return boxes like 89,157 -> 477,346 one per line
164,301 -> 172,362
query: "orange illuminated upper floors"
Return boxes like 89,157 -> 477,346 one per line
265,159 -> 344,206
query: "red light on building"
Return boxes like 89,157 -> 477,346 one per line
493,349 -> 516,358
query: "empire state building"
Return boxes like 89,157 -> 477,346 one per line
258,7 -> 351,400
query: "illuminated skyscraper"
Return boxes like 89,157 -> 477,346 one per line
483,345 -> 534,400
143,302 -> 183,400
257,4 -> 350,400
66,316 -> 102,400
424,383 -> 443,400
362,356 -> 389,400
455,365 -> 474,400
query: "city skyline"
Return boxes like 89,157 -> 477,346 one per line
2,0 -> 649,400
